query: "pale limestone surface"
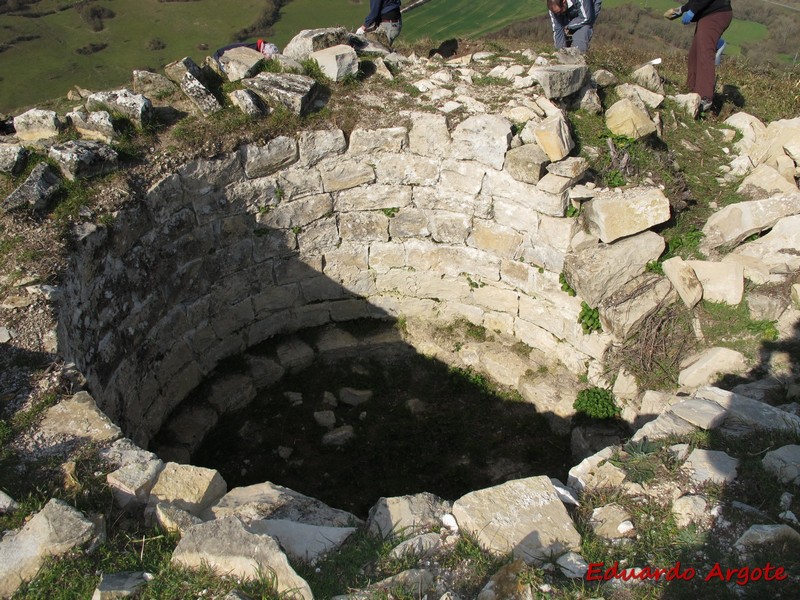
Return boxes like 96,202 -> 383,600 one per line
172,517 -> 313,599
367,492 -> 451,538
452,476 -> 581,563
0,499 -> 98,598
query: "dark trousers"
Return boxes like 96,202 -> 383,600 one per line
687,10 -> 732,100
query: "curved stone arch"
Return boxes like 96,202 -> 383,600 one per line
58,115 -> 612,447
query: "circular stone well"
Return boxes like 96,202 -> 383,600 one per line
57,123 -> 602,512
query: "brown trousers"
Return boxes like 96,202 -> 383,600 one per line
686,10 -> 732,100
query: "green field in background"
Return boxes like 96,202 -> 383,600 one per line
0,0 -> 264,112
0,0 -> 774,113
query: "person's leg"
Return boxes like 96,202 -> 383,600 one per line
570,25 -> 593,53
693,11 -> 732,100
686,27 -> 699,94
375,20 -> 402,47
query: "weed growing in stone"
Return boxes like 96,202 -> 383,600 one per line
573,387 -> 619,419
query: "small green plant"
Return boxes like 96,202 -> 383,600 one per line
291,226 -> 302,235
464,275 -> 485,289
301,58 -> 328,83
605,169 -> 626,187
574,387 -> 619,419
471,75 -> 507,87
664,228 -> 705,260
274,184 -> 285,201
565,204 -> 580,217
645,260 -> 664,275
0,419 -> 11,447
380,207 -> 399,217
559,273 -> 576,296
578,302 -> 602,334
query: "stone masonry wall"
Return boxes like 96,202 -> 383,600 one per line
58,112 -> 615,447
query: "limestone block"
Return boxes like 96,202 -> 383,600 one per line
761,445 -> 800,485
48,140 -> 119,181
0,499 -> 98,598
529,64 -> 588,98
591,69 -> 617,87
673,93 -> 701,119
67,110 -> 117,143
368,241 -> 406,273
547,156 -> 588,178
335,185 -> 412,213
747,117 -> 800,170
793,284 -> 800,309
672,495 -> 710,529
408,112 -> 451,158
228,89 -> 268,116
2,163 -> 62,212
583,186 -> 670,243
404,240 -> 501,281
737,164 -> 797,199
605,98 -> 656,140
282,27 -> 350,61
243,72 -> 319,115
724,112 -> 766,155
258,194 -> 332,230
349,127 -> 408,154
172,517 -> 312,599
86,89 -> 154,127
339,211 -> 389,241
298,129 -> 347,166
563,231 -> 665,307
697,386 -> 800,437
39,391 -> 122,444
376,153 -> 439,186
0,143 -> 27,174
532,113 -> 574,162
630,411 -> 697,443
133,69 -> 177,98
250,519 -> 357,564
450,114 -> 513,170
92,572 -> 152,600
107,459 -> 165,508
310,44 -> 358,81
164,56 -> 204,84
240,137 -> 298,178
701,193 -> 800,252
318,158 -> 375,191
668,398 -> 728,430
590,503 -> 635,540
616,83 -> 664,109
684,449 -> 739,484
678,347 -> 748,389
206,373 -> 257,414
389,533 -> 442,559
452,476 -> 581,563
275,338 -> 315,373
13,108 -> 63,142
425,210 -> 471,244
468,220 -> 524,258
389,209 -> 431,238
486,170 -> 567,219
504,143 -> 550,184
685,259 -> 743,304
662,256 -> 702,308
217,46 -> 265,81
180,71 -> 223,116
537,172 -> 573,195
631,63 -> 665,94
146,463 -> 227,519
735,524 -> 800,553
518,379 -> 577,434
207,481 -> 360,526
367,492 -> 451,538
730,214 -> 800,274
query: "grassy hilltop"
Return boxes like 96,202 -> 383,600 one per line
0,0 -> 796,113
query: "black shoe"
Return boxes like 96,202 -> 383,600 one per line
700,97 -> 713,113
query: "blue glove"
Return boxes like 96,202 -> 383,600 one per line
681,10 -> 694,24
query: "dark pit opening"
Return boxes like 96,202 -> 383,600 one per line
164,319 -> 572,518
